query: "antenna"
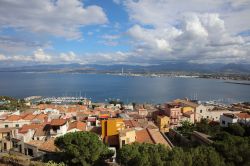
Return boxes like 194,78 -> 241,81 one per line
122,67 -> 124,75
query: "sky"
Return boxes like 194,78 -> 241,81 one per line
0,0 -> 250,67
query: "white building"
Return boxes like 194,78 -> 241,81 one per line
220,112 -> 250,127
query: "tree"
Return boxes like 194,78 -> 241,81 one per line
227,123 -> 245,136
178,120 -> 194,136
55,132 -> 113,166
195,119 -> 211,134
117,143 -> 170,166
213,133 -> 250,166
117,143 -> 225,166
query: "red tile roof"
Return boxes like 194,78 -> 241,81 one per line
22,114 -> 36,120
34,114 -> 47,121
6,115 -> 22,121
50,119 -> 67,126
236,112 -> 250,119
27,138 -> 58,152
135,129 -> 153,144
124,120 -> 140,128
68,121 -> 86,131
19,124 -> 42,133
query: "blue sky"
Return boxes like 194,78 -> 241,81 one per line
0,0 -> 250,66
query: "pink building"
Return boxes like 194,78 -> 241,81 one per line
164,103 -> 182,126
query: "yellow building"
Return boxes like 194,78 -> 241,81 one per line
101,118 -> 125,138
119,128 -> 136,148
182,106 -> 195,113
156,116 -> 170,132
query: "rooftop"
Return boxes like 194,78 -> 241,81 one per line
50,119 -> 67,126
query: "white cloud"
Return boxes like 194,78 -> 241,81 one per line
0,54 -> 7,61
121,0 -> 250,64
60,52 -> 78,62
0,0 -> 108,39
124,0 -> 250,34
113,0 -> 121,4
33,49 -> 51,62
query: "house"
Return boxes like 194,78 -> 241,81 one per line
0,127 -> 17,152
119,128 -> 136,148
156,115 -> 170,132
101,118 -> 125,139
135,128 -> 172,149
220,112 -> 250,127
22,138 -> 58,158
0,115 -> 31,128
181,111 -> 195,123
220,113 -> 238,127
164,103 -> 182,126
18,124 -> 43,142
49,119 -> 68,137
67,121 -> 87,133
197,106 -> 234,122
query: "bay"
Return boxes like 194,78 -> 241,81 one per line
0,72 -> 249,103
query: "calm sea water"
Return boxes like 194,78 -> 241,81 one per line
0,72 -> 249,103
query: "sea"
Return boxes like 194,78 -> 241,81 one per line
0,72 -> 249,104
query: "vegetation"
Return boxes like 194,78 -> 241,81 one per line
213,132 -> 250,166
0,96 -> 28,111
117,143 -> 225,166
54,131 -> 113,166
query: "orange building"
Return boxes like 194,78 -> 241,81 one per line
101,118 -> 125,138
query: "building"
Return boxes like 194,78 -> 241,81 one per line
101,118 -> 125,138
220,112 -> 250,127
164,103 -> 182,126
119,128 -> 136,148
220,113 -> 238,127
0,115 -> 31,128
197,106 -> 234,122
0,127 -> 17,152
156,115 -> 170,132
49,119 -> 68,137
67,121 -> 87,133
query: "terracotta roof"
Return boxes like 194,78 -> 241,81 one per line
68,107 -> 77,113
39,138 -> 58,152
50,119 -> 67,126
34,126 -> 46,137
22,114 -> 36,120
135,129 -> 153,144
124,120 -> 140,128
68,121 -> 86,131
27,138 -> 58,152
19,124 -> 42,133
147,128 -> 171,148
26,140 -> 44,147
6,115 -> 22,121
34,114 -> 47,121
236,112 -> 250,119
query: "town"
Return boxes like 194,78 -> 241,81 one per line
0,96 -> 250,165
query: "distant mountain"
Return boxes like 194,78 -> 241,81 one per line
0,62 -> 249,74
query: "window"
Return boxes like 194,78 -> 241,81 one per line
122,140 -> 125,146
222,120 -> 225,125
207,116 -> 209,118
200,110 -> 202,113
15,124 -> 19,127
4,125 -> 8,128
